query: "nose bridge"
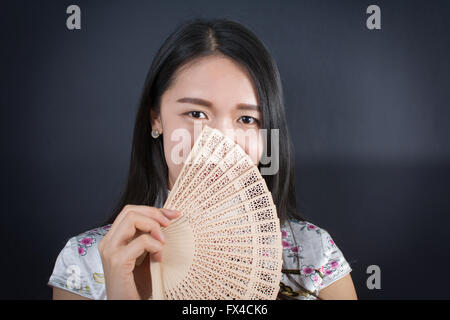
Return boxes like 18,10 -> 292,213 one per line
212,116 -> 235,141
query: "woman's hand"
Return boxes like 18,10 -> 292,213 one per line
98,205 -> 180,300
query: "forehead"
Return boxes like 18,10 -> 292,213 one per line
164,55 -> 259,108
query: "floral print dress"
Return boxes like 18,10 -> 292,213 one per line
47,217 -> 352,300
278,219 -> 352,299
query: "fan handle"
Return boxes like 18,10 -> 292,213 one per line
149,255 -> 165,300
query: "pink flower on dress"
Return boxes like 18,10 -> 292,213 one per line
291,246 -> 299,253
324,268 -> 333,275
301,266 -> 315,276
282,240 -> 291,248
312,274 -> 322,286
329,238 -> 335,246
281,230 -> 288,238
78,247 -> 86,256
80,237 -> 95,247
307,224 -> 316,230
330,260 -> 339,269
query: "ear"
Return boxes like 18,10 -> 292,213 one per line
150,108 -> 163,134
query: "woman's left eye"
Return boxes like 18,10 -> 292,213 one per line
239,116 -> 258,125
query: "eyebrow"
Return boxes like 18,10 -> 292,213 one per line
176,97 -> 260,111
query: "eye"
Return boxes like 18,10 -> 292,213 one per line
239,116 -> 259,125
186,111 -> 207,119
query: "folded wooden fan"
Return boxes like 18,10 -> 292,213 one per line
149,125 -> 283,300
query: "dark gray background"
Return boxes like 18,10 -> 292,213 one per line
1,0 -> 449,299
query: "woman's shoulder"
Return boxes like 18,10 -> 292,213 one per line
73,224 -> 112,257
47,224 -> 112,300
279,218 -> 353,299
281,219 -> 339,253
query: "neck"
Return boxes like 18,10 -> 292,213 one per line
168,174 -> 175,191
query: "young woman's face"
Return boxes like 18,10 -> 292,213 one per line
151,55 -> 265,190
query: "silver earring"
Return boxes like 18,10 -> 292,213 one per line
151,129 -> 161,139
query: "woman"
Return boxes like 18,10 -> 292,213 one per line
48,18 -> 357,300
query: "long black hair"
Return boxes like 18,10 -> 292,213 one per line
100,17 -> 317,299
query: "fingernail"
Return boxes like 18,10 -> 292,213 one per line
162,208 -> 179,215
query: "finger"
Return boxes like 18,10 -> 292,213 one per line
109,211 -> 165,248
105,205 -> 139,239
115,205 -> 179,232
132,230 -> 154,265
106,205 -> 177,241
160,208 -> 182,220
119,234 -> 164,264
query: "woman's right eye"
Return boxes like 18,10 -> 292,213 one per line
186,111 -> 207,119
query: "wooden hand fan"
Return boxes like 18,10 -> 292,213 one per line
149,125 -> 283,300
